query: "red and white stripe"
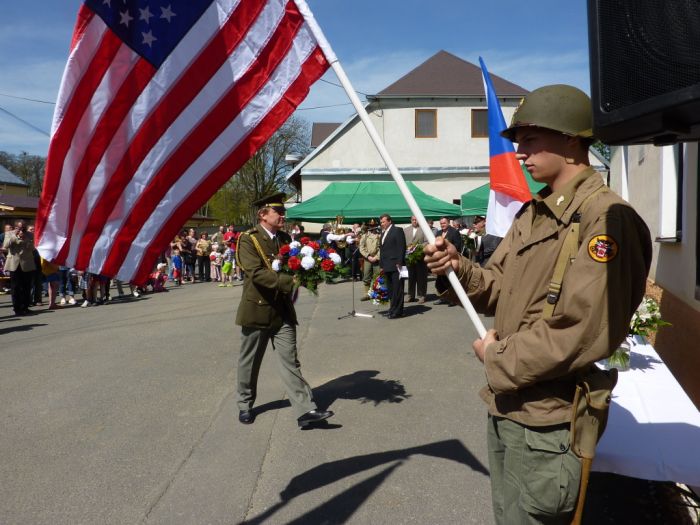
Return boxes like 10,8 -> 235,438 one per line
36,0 -> 331,284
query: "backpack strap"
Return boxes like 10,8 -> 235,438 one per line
542,186 -> 606,319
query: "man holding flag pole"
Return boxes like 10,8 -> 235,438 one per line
424,70 -> 652,522
36,1 -> 648,520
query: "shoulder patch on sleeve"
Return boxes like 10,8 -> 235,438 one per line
587,234 -> 618,263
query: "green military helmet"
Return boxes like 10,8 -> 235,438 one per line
500,84 -> 594,141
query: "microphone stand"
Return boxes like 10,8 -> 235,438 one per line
338,243 -> 372,319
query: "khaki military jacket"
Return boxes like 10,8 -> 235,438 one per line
235,224 -> 296,329
3,232 -> 36,272
359,232 -> 380,260
439,168 -> 651,426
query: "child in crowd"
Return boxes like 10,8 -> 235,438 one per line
210,243 -> 223,283
40,258 -> 61,310
115,279 -> 139,298
146,263 -> 169,293
221,241 -> 236,287
80,272 -> 102,307
171,249 -> 183,286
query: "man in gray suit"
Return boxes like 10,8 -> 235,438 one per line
403,215 -> 428,304
3,220 -> 36,316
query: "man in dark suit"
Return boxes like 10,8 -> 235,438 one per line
379,213 -> 406,319
403,215 -> 428,303
438,217 -> 463,253
235,192 -> 333,428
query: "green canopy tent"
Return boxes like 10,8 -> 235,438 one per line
287,181 -> 461,223
460,166 -> 546,216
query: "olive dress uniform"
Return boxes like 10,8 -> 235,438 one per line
235,224 -> 316,418
437,167 -> 651,523
359,229 -> 380,288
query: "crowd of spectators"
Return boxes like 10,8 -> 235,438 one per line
0,221 -> 251,316
2,216 -> 496,317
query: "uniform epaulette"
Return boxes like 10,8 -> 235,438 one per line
245,228 -> 257,235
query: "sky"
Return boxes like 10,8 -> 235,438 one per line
0,0 -> 591,157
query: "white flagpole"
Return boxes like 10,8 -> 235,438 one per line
296,0 -> 486,338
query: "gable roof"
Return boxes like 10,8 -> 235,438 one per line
378,50 -> 528,97
0,165 -> 28,187
311,122 -> 342,148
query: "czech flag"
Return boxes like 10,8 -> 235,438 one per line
479,57 -> 531,237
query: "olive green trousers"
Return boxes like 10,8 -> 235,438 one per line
362,260 -> 380,287
237,322 -> 316,417
487,415 -> 582,525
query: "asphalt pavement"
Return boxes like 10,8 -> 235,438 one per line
1,278 -> 495,524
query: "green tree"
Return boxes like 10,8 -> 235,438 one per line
0,151 -> 46,197
591,141 -> 611,163
206,116 -> 310,225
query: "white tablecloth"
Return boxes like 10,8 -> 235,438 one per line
593,338 -> 700,486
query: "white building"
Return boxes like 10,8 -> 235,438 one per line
288,50 -> 606,225
609,143 -> 700,409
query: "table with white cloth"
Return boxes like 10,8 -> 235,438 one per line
593,337 -> 700,489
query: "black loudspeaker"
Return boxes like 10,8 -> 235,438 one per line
588,0 -> 700,145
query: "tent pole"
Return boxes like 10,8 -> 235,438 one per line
296,0 -> 486,337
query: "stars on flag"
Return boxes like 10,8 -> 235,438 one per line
142,29 -> 157,47
119,10 -> 133,27
160,5 -> 175,23
139,5 -> 153,23
85,0 -> 204,68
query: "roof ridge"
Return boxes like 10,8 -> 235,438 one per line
377,50 -> 528,97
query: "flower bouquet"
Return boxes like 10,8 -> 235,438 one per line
368,271 -> 389,304
629,296 -> 671,338
604,297 -> 670,371
461,229 -> 478,252
405,243 -> 424,266
272,236 -> 349,293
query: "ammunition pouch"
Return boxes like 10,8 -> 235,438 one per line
569,366 -> 618,459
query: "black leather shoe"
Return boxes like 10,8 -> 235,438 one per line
297,409 -> 334,428
238,410 -> 255,424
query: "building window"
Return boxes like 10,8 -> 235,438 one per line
415,109 -> 437,138
471,109 -> 488,138
657,144 -> 683,242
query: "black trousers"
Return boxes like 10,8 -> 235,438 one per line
197,255 -> 211,281
385,269 -> 404,317
10,268 -> 33,313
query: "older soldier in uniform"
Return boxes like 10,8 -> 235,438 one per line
235,192 -> 333,428
358,219 -> 380,301
424,85 -> 651,524
403,215 -> 428,303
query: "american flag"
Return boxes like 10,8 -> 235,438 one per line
35,0 -> 331,284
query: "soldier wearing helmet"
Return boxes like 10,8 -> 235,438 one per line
425,85 -> 651,524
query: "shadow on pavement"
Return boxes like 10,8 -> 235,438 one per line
314,370 -> 411,407
402,304 -> 431,316
241,439 -> 488,524
254,370 -> 410,418
0,322 -> 48,335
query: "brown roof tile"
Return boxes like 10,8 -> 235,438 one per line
377,50 -> 527,97
311,122 -> 342,147
0,195 -> 38,209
